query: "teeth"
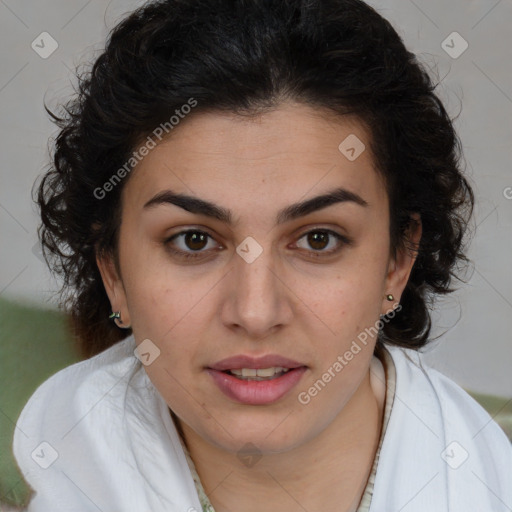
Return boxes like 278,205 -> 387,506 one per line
229,367 -> 291,379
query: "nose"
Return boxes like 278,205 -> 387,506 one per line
220,245 -> 293,340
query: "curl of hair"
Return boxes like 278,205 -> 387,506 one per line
36,0 -> 474,358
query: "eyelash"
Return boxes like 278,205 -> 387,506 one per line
164,228 -> 352,261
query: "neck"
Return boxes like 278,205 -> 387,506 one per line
178,368 -> 385,512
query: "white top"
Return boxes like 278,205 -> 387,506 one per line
13,334 -> 512,511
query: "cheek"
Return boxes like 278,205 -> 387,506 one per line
119,235 -> 212,336
297,260 -> 387,342
126,280 -> 208,348
123,272 -> 217,400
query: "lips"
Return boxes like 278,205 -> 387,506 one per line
206,354 -> 308,405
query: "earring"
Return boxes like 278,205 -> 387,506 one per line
386,294 -> 394,301
109,311 -> 131,329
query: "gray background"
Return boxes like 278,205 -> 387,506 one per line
0,0 -> 511,396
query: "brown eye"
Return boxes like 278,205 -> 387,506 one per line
307,231 -> 329,250
165,230 -> 220,260
184,231 -> 208,251
295,229 -> 350,256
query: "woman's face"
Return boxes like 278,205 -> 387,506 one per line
98,101 -> 419,454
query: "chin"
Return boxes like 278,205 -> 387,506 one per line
199,408 -> 315,454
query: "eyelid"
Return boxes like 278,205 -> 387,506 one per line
164,228 -> 222,259
297,224 -> 351,239
293,227 -> 352,253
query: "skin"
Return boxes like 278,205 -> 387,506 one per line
97,101 -> 421,512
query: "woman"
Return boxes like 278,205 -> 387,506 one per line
13,0 -> 512,511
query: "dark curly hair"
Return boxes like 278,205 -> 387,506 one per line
36,0 -> 474,358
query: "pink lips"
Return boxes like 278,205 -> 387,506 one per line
206,354 -> 307,405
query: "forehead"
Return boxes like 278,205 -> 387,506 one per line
122,101 -> 386,216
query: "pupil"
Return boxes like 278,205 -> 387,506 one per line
185,232 -> 207,250
308,231 -> 328,250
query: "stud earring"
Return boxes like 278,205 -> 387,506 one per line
109,311 -> 131,329
386,294 -> 394,301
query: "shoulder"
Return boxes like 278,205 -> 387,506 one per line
375,344 -> 512,510
19,335 -> 136,412
386,347 -> 512,500
12,335 -> 199,511
13,335 -> 140,470
385,344 -> 511,446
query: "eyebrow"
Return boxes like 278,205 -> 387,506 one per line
143,186 -> 368,225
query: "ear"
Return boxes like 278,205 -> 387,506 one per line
96,250 -> 131,328
382,213 -> 422,315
